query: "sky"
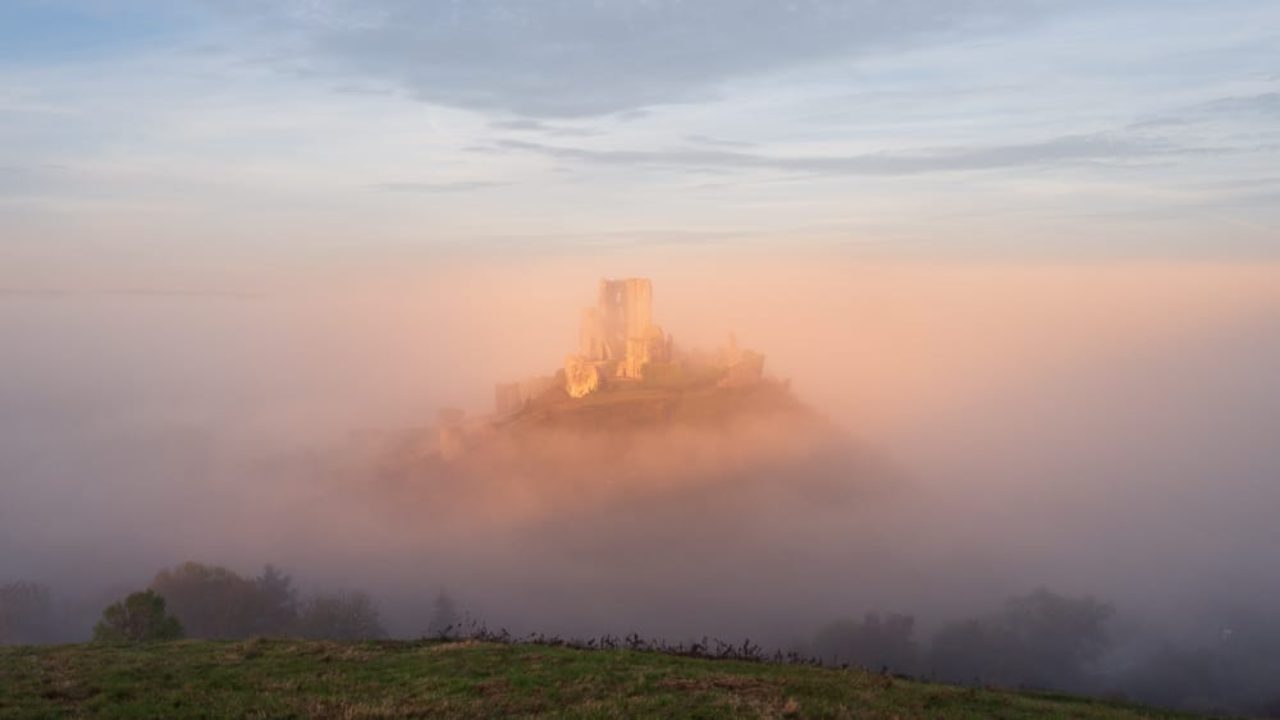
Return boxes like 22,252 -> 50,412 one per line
1,0 -> 1278,294
4,7 -> 1280,709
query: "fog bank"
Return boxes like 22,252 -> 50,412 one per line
2,258 -> 1278,710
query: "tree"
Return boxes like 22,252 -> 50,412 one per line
1119,610 -> 1280,716
150,562 -> 304,639
928,588 -> 1112,691
1001,587 -> 1112,687
93,590 -> 184,643
248,565 -> 299,637
427,589 -> 459,638
297,591 -> 386,641
0,582 -> 54,645
150,562 -> 258,639
928,616 -> 1020,686
813,612 -> 918,674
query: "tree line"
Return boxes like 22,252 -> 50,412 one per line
4,577 -> 1278,715
808,588 -> 1280,716
2,562 -> 458,645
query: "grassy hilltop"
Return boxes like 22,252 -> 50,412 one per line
0,639 -> 1199,719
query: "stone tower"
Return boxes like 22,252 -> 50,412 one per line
565,277 -> 669,397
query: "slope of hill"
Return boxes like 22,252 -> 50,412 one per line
0,639 -> 1199,719
499,379 -> 813,432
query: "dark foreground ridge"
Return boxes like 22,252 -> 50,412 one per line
0,639 -> 1202,719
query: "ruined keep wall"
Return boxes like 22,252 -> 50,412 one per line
606,278 -> 655,380
567,277 -> 664,395
618,278 -> 653,345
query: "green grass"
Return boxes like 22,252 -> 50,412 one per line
0,639 -> 1201,719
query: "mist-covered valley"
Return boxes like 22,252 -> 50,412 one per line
3,258 -> 1279,715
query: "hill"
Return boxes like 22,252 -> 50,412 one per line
499,380 -> 815,433
0,639 -> 1199,719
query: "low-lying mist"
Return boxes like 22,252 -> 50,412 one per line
3,257 -> 1278,714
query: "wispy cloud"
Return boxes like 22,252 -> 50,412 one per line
685,134 -> 755,149
490,119 -> 600,138
1200,92 -> 1280,117
370,181 -> 507,193
1129,92 -> 1280,129
494,134 -> 1197,176
0,288 -> 263,299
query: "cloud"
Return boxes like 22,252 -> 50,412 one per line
370,181 -> 507,193
489,118 -> 599,138
0,288 -> 262,298
1199,92 -> 1280,117
685,134 -> 755,149
492,133 -> 1196,177
1129,92 -> 1280,130
228,0 -> 1073,118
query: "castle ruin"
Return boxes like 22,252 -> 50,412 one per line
490,277 -> 766,414
565,278 -> 672,398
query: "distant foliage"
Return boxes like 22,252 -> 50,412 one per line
150,562 -> 298,639
146,561 -> 391,641
427,589 -> 459,638
297,591 -> 386,641
93,590 -> 184,643
1120,612 -> 1280,716
927,588 -> 1112,691
151,562 -> 257,638
0,582 -> 55,645
813,612 -> 918,674
246,565 -> 300,637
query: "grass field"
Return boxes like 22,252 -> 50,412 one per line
0,639 -> 1200,719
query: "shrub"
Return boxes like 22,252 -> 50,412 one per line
93,590 -> 184,643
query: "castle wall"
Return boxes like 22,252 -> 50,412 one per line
599,278 -> 654,380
